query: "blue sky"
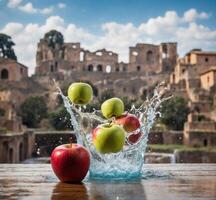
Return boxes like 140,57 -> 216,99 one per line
1,0 -> 216,31
0,0 -> 216,74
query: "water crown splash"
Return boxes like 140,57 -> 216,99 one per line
55,81 -> 171,180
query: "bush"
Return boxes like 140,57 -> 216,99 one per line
49,106 -> 72,130
160,96 -> 189,130
99,89 -> 115,104
20,96 -> 48,128
0,127 -> 7,134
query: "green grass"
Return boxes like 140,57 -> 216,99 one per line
147,144 -> 216,153
0,127 -> 7,134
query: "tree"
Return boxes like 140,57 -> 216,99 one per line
121,97 -> 141,111
0,33 -> 17,60
160,96 -> 189,130
99,89 -> 115,104
44,30 -> 64,49
20,96 -> 48,128
49,106 -> 72,130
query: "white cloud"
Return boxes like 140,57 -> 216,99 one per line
18,3 -> 37,14
7,0 -> 54,15
7,0 -> 22,8
39,7 -> 54,15
58,3 -> 66,9
18,2 -> 53,14
1,9 -> 215,75
183,8 -> 209,22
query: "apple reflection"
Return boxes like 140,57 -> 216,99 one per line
51,182 -> 88,200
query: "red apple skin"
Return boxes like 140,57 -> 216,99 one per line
128,131 -> 142,144
51,143 -> 90,182
115,114 -> 140,132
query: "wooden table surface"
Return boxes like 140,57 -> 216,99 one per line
0,164 -> 216,200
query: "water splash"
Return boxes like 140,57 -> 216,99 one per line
55,81 -> 172,180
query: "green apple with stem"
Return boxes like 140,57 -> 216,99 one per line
101,97 -> 124,119
68,82 -> 93,105
92,123 -> 126,154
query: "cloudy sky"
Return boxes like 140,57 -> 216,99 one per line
0,0 -> 216,75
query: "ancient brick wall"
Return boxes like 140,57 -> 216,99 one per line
0,58 -> 28,81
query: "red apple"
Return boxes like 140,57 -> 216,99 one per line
115,113 -> 140,132
51,143 -> 90,182
128,131 -> 142,144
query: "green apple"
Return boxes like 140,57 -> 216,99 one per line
92,123 -> 125,154
101,97 -> 124,119
68,82 -> 93,105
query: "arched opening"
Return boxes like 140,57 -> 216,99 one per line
9,148 -> 13,163
123,66 -> 127,72
50,65 -> 54,72
97,65 -> 103,72
106,65 -> 111,73
88,64 -> 93,72
80,51 -> 84,61
3,141 -> 9,162
147,51 -> 153,64
55,62 -> 58,71
162,45 -> 168,59
132,51 -> 138,56
1,69 -> 9,79
116,67 -> 120,72
204,139 -> 208,147
194,106 -> 200,113
132,87 -> 136,94
173,74 -> 176,83
96,51 -> 102,56
137,66 -> 141,71
19,143 -> 23,162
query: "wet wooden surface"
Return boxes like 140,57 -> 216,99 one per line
0,164 -> 216,200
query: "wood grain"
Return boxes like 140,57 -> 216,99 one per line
0,164 -> 216,200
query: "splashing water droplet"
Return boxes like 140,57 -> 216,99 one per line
54,80 -> 171,180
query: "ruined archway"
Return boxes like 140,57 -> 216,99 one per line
19,143 -> 23,161
80,51 -> 84,62
1,69 -> 9,79
88,64 -> 93,71
9,148 -> 14,163
97,65 -> 103,72
106,65 -> 111,73
50,65 -> 54,72
3,141 -> 9,162
204,139 -> 208,147
137,66 -> 141,71
55,62 -> 58,71
147,50 -> 153,63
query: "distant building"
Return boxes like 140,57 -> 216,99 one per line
200,67 -> 216,90
35,31 -> 177,76
169,49 -> 216,147
129,42 -> 177,74
0,58 -> 28,81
